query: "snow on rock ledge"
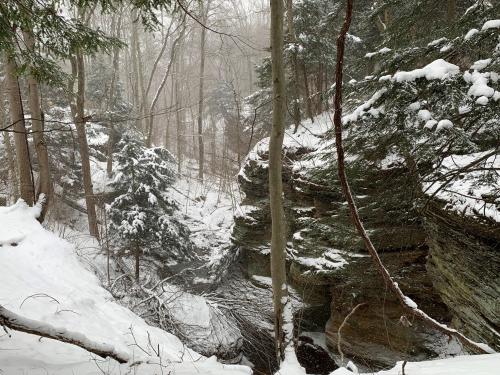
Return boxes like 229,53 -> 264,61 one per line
0,200 -> 251,375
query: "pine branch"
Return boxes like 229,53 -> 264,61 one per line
332,0 -> 494,356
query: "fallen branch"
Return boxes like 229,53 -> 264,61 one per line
332,0 -> 494,355
0,304 -> 130,363
337,303 -> 366,365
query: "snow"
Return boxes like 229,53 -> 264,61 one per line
436,119 -> 453,131
342,88 -> 387,124
470,58 -> 491,71
393,59 -> 459,82
329,354 -> 500,374
464,28 -> 479,40
168,173 -> 242,275
423,150 -> 500,222
417,109 -> 432,121
276,347 -> 307,375
0,200 -> 251,375
408,101 -> 421,111
476,96 -> 489,105
459,105 -> 471,114
427,37 -> 447,47
464,70 -> 495,98
365,47 -> 391,58
424,119 -> 438,130
481,19 -> 500,31
404,296 -> 418,309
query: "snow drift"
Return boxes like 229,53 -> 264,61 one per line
0,200 -> 250,375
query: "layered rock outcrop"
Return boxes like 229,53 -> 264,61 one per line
232,117 -> 499,368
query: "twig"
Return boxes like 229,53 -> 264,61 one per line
337,303 -> 366,366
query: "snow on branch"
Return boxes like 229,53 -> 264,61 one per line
0,304 -> 130,364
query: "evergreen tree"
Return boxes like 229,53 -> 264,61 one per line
107,134 -> 192,280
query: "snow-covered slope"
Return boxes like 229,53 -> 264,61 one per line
0,200 -> 251,375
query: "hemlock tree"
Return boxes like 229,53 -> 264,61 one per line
107,135 -> 178,281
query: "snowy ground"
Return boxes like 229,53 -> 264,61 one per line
168,165 -> 245,285
0,200 -> 251,375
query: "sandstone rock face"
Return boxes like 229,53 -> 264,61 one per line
425,203 -> 500,351
233,119 -> 499,368
232,118 -> 456,369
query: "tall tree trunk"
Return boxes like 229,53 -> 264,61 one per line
106,13 -> 122,178
174,53 -> 183,174
4,56 -> 34,205
2,132 -> 19,202
146,24 -> 185,147
447,0 -> 456,23
196,2 -> 210,181
135,242 -> 140,281
300,60 -> 314,122
286,0 -> 301,133
210,116 -> 217,175
23,30 -> 52,221
0,81 -> 19,202
269,0 -> 289,362
136,32 -> 148,135
332,0 -> 491,356
130,11 -> 141,131
71,52 -> 99,239
232,86 -> 242,169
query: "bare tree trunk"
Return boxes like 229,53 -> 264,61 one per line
23,30 -> 52,221
210,116 -> 217,175
106,12 -> 122,178
4,56 -> 34,206
135,242 -> 140,281
130,11 -> 141,131
232,86 -> 242,169
147,24 -> 185,147
332,0 -> 492,355
174,52 -> 183,174
286,0 -> 301,133
196,2 -> 210,181
0,81 -> 19,202
269,0 -> 289,363
70,52 -> 99,239
136,33 -> 148,136
447,0 -> 456,23
301,60 -> 314,122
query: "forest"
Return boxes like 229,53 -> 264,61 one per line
0,0 -> 499,374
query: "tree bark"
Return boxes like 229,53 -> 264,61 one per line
286,0 -> 302,133
130,11 -> 141,131
269,0 -> 289,363
70,52 -> 100,239
300,60 -> 314,122
174,51 -> 184,174
135,242 -> 140,281
196,2 -> 210,181
23,30 -> 52,221
0,304 -> 129,363
0,81 -> 19,202
106,12 -> 122,178
146,23 -> 185,147
447,0 -> 456,23
332,0 -> 492,356
2,132 -> 19,202
4,55 -> 34,205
